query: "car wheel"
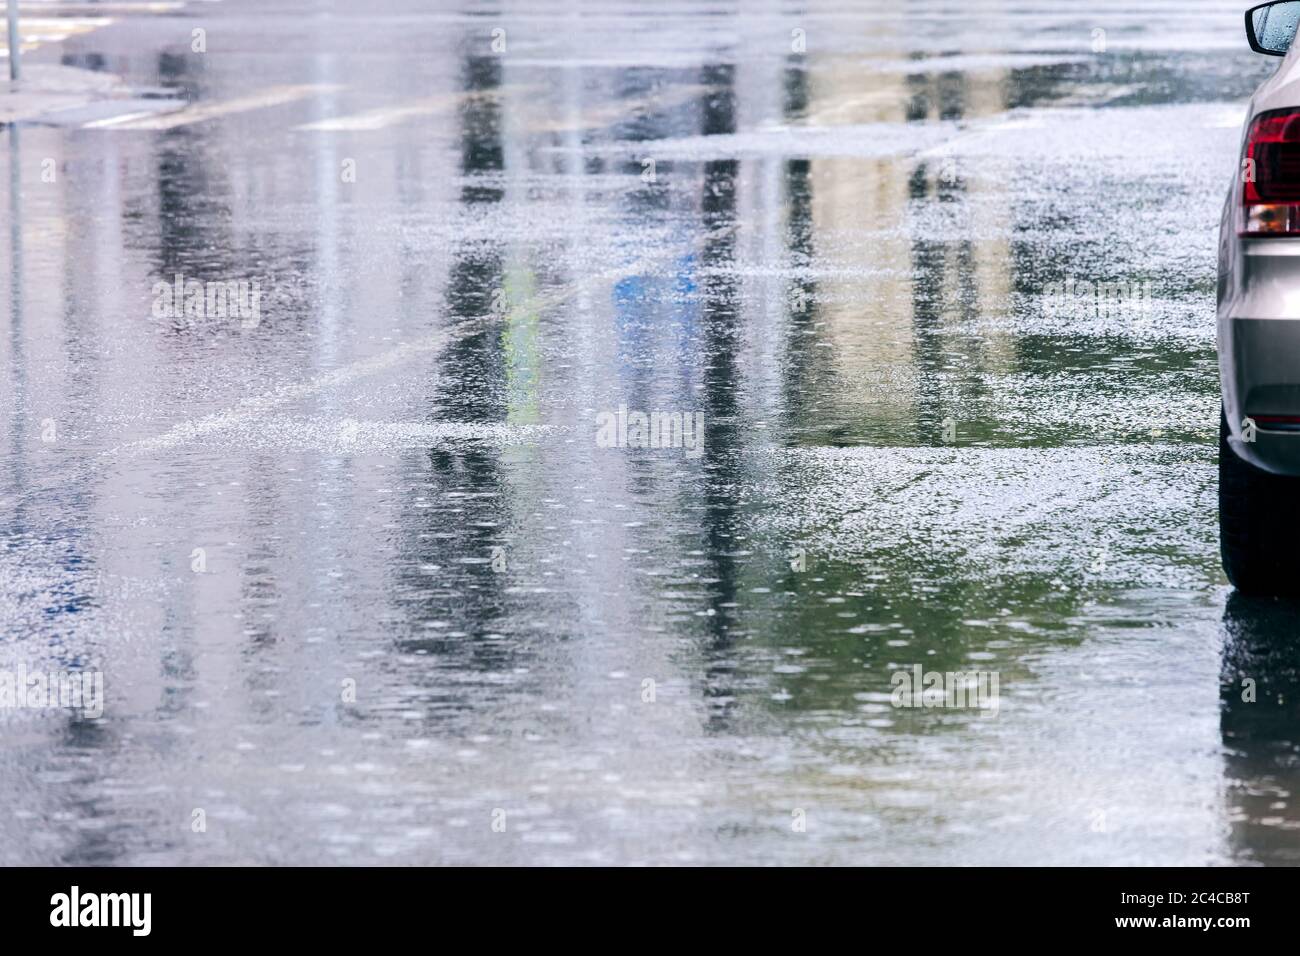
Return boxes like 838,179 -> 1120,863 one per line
1221,406 -> 1300,595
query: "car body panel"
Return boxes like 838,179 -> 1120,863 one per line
1219,42 -> 1300,473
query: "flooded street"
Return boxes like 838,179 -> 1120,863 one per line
1,0 -> 1295,865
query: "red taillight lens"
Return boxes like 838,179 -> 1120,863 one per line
1242,109 -> 1300,235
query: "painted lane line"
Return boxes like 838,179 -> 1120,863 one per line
106,221 -> 739,458
102,84 -> 342,130
295,86 -> 531,132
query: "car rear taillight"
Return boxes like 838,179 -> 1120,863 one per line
1242,108 -> 1300,235
1248,414 -> 1300,431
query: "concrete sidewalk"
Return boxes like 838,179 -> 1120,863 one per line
2,62 -> 116,121
0,62 -> 183,126
2,1 -> 195,126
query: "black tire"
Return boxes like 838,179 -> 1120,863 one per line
1220,408 -> 1300,595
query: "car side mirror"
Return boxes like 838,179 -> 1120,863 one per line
1248,1 -> 1300,55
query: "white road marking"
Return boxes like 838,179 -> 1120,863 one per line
107,222 -> 738,458
102,84 -> 341,130
295,95 -> 461,132
22,3 -> 182,11
104,319 -> 493,457
81,109 -> 162,128
0,16 -> 112,54
295,87 -> 528,132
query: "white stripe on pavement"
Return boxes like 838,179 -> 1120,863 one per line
101,84 -> 342,129
0,16 -> 111,54
106,222 -> 738,458
296,87 -> 527,132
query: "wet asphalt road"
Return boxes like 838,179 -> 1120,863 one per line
1,0 -> 1296,865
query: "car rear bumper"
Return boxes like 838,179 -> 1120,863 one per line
1218,232 -> 1300,474
1222,315 -> 1300,473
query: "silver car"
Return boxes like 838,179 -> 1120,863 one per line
1220,1 -> 1300,591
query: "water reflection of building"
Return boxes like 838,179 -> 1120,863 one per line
777,49 -> 1020,440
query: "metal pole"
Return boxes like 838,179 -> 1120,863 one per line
6,1 -> 19,83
